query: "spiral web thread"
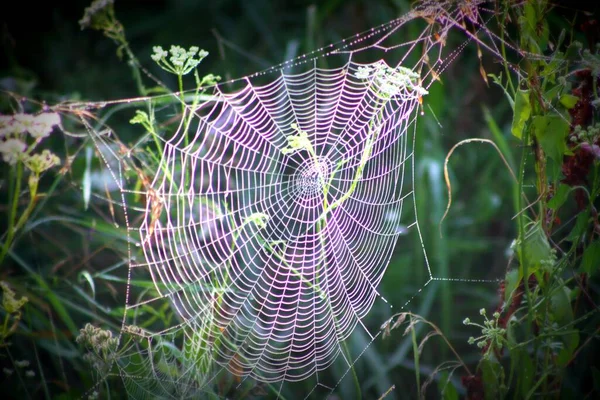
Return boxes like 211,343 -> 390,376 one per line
79,1 -> 518,398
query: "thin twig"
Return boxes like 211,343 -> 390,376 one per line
440,138 -> 518,237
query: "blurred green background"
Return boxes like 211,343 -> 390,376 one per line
1,0 -> 595,399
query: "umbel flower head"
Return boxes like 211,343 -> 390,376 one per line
0,139 -> 26,166
26,150 -> 61,174
0,112 -> 61,139
76,323 -> 119,374
0,281 -> 28,314
152,45 -> 208,76
355,63 -> 428,98
27,113 -> 61,139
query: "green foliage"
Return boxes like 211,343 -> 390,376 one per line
450,2 -> 600,399
1,0 -> 599,399
511,89 -> 531,139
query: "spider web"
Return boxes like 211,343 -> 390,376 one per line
78,1 -> 517,398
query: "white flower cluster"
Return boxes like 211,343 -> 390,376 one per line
355,65 -> 374,80
150,46 -> 169,62
0,112 -> 61,167
12,359 -> 35,379
26,150 -> 61,174
0,139 -> 26,166
151,45 -> 208,76
355,63 -> 428,98
76,323 -> 119,374
0,113 -> 60,139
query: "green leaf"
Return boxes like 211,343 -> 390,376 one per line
532,115 -> 570,161
523,3 -> 536,28
78,270 -> 96,299
511,90 -> 531,139
559,94 -> 579,109
518,221 -> 551,277
565,41 -> 583,61
481,358 -> 503,400
567,210 -> 591,242
544,85 -> 562,104
504,268 -> 520,304
488,73 -> 515,109
532,114 -> 570,180
521,3 -> 549,52
551,286 -> 574,324
538,19 -> 550,52
517,350 -> 534,399
551,286 -> 579,366
10,252 -> 79,335
438,371 -> 459,400
581,239 -> 600,276
540,57 -> 561,81
548,184 -> 570,210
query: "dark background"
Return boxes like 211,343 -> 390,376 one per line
1,0 -> 598,399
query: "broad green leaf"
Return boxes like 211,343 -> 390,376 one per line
552,286 -> 579,366
551,286 -> 574,323
517,221 -> 551,277
538,19 -> 550,52
559,94 -> 579,109
511,90 -> 531,139
581,239 -> 600,276
517,350 -> 534,399
523,3 -> 537,32
521,5 -> 537,47
532,115 -> 570,161
521,3 -> 549,52
548,184 -> 570,210
532,114 -> 570,180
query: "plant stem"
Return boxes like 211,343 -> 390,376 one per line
411,314 -> 421,399
499,6 -> 517,98
123,46 -> 147,97
1,314 -> 10,342
14,175 -> 39,234
517,114 -> 535,335
0,162 -> 23,265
